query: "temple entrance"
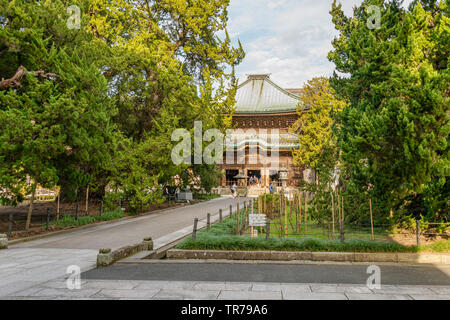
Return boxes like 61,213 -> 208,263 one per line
225,169 -> 239,186
218,74 -> 301,190
247,170 -> 261,186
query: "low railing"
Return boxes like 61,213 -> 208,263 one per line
190,200 -> 449,246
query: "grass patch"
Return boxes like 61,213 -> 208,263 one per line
177,234 -> 417,253
419,240 -> 450,253
176,216 -> 450,253
49,210 -> 125,228
195,194 -> 221,200
261,200 -> 393,241
267,218 -> 392,241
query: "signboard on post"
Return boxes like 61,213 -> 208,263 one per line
249,214 -> 267,227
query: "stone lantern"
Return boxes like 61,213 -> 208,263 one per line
234,170 -> 248,197
234,171 -> 248,187
279,166 -> 288,189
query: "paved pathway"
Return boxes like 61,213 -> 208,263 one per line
0,197 -> 238,297
11,196 -> 238,250
3,278 -> 450,300
0,248 -> 97,297
81,262 -> 450,286
2,195 -> 449,300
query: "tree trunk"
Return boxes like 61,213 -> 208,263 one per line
331,192 -> 335,239
85,185 -> 89,213
304,192 -> 308,234
370,198 -> 374,241
59,180 -> 106,203
57,191 -> 60,221
25,183 -> 37,230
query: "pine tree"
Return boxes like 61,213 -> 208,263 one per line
88,0 -> 243,208
291,77 -> 346,180
0,1 -> 118,226
0,0 -> 244,215
328,0 -> 449,217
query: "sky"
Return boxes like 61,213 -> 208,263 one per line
227,0 -> 414,88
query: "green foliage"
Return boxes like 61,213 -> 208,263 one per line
107,137 -> 166,213
0,0 -> 243,209
289,77 -> 348,225
261,193 -> 280,203
50,209 -> 124,228
103,191 -> 124,212
328,0 -> 449,219
303,187 -> 335,224
291,77 -> 346,176
195,193 -> 221,200
191,164 -> 222,194
88,0 -> 243,206
177,218 -> 415,252
0,0 -> 118,205
419,239 -> 450,252
177,236 -> 420,253
422,176 -> 449,221
177,217 -> 449,253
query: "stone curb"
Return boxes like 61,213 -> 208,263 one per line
166,249 -> 450,265
97,238 -> 154,267
0,233 -> 7,249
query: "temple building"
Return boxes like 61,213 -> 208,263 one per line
219,74 -> 308,193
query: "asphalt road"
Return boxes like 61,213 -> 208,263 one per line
11,196 -> 238,250
82,262 -> 450,286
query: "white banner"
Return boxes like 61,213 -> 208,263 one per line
249,214 -> 267,227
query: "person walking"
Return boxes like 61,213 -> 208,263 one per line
231,183 -> 237,198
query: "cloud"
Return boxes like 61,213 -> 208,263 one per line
267,0 -> 287,9
228,0 -> 415,88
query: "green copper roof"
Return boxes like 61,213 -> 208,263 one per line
234,74 -> 300,114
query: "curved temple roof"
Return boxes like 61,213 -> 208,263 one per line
234,74 -> 300,114
224,131 -> 300,150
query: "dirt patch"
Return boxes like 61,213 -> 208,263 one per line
389,232 -> 449,246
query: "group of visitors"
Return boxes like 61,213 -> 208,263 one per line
248,175 -> 260,186
230,175 -> 261,198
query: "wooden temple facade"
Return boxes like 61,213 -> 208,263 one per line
219,74 -> 308,190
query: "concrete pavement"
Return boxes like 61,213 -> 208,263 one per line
3,278 -> 450,300
81,262 -> 450,286
0,196 -> 238,297
2,195 -> 449,300
0,248 -> 97,296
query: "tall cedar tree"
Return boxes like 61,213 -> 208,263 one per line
328,0 -> 449,218
0,1 -> 119,228
1,0 -> 244,214
291,77 -> 346,181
